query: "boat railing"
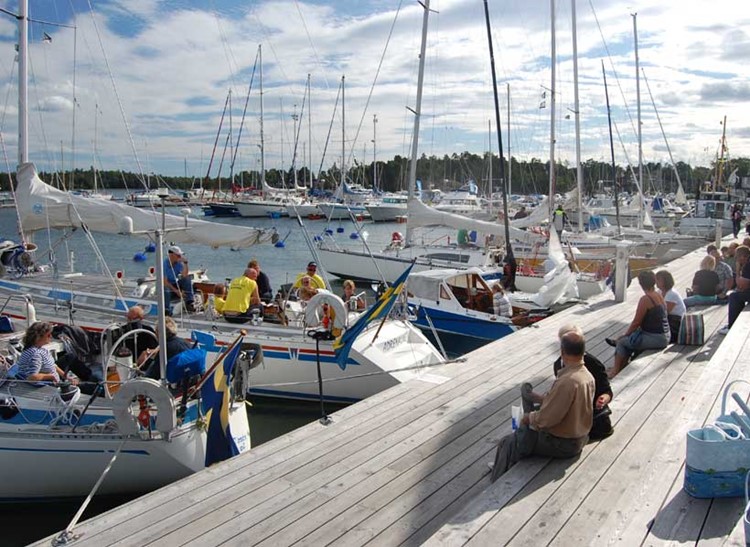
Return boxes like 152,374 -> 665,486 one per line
0,293 -> 36,325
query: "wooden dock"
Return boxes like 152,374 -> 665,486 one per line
39,241 -> 750,546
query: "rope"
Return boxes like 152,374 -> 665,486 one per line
53,439 -> 127,546
344,1 -> 405,170
248,356 -> 466,390
84,0 -> 147,189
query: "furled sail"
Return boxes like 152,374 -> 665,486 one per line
15,163 -> 276,249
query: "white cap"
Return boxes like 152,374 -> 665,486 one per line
167,245 -> 183,256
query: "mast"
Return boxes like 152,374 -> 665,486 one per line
308,74 -> 313,190
715,116 -> 728,192
487,119 -> 493,216
372,114 -> 378,191
633,12 -> 643,229
341,75 -> 346,189
18,0 -> 28,166
642,67 -> 687,204
507,83 -> 511,196
571,0 -> 583,231
548,0 -> 557,221
259,45 -> 266,193
482,0 -> 513,271
406,0 -> 430,246
602,61 -> 621,234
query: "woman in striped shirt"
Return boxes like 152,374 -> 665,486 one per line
15,322 -> 68,384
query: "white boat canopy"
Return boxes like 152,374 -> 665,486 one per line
15,163 -> 276,249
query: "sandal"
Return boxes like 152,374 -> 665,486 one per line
605,337 -> 617,347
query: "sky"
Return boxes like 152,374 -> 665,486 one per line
0,0 -> 747,182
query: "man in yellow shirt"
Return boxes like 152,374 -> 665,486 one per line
223,268 -> 262,324
292,261 -> 325,290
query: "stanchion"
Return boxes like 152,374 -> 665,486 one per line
308,328 -> 334,425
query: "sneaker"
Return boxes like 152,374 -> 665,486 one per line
605,337 -> 617,347
718,325 -> 730,335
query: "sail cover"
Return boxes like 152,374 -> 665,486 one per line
407,198 -> 543,246
15,163 -> 276,249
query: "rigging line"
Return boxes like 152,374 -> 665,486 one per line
210,1 -> 243,92
84,0 -> 148,190
0,131 -> 27,243
230,49 -> 259,174
317,81 -> 341,179
292,0 -> 330,91
345,0 -> 406,172
0,50 -> 15,133
26,29 -> 56,173
587,0 -> 638,140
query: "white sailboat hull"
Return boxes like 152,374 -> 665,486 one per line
366,203 -> 407,222
234,200 -> 287,218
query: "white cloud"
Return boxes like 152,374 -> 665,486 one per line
4,0 -> 747,177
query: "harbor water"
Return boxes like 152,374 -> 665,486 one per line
0,204 -> 413,545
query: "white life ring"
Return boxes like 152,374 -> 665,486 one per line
304,290 -> 348,330
112,378 -> 176,436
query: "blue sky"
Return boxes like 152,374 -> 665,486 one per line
0,0 -> 747,180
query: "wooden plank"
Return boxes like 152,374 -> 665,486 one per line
508,309 -> 735,546
117,325 -> 571,546
644,322 -> 750,545
452,311 -> 726,545
33,242 -> 713,547
364,310 -> 724,543
166,340 -> 567,546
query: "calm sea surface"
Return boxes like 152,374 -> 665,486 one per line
0,202 -> 418,545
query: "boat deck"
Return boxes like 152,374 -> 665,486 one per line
36,238 -> 749,546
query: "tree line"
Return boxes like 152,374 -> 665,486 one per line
35,153 -> 750,198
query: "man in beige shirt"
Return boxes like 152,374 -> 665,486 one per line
491,329 -> 595,482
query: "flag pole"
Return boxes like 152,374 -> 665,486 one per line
371,261 -> 414,343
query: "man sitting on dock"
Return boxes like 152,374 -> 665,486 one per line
490,329 -> 594,482
523,324 -> 613,440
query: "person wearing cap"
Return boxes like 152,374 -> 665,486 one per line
292,261 -> 325,291
223,268 -> 262,324
163,245 -> 196,313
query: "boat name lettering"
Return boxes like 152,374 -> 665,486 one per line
380,333 -> 407,352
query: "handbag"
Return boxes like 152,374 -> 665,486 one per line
677,313 -> 704,346
685,380 -> 750,498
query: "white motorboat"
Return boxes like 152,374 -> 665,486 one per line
366,194 -> 408,222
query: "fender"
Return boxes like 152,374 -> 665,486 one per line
112,378 -> 176,436
304,290 -> 348,330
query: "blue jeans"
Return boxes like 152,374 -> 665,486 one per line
615,328 -> 669,359
165,277 -> 194,314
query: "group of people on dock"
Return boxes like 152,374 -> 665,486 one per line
605,241 -> 750,378
490,238 -> 750,481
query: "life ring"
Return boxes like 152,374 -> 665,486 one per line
112,378 -> 176,436
304,290 -> 348,331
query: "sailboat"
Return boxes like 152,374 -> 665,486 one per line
0,1 -> 251,502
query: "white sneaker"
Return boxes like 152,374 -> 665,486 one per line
719,325 -> 730,335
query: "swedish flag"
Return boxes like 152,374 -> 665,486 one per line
201,336 -> 243,467
333,263 -> 414,370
